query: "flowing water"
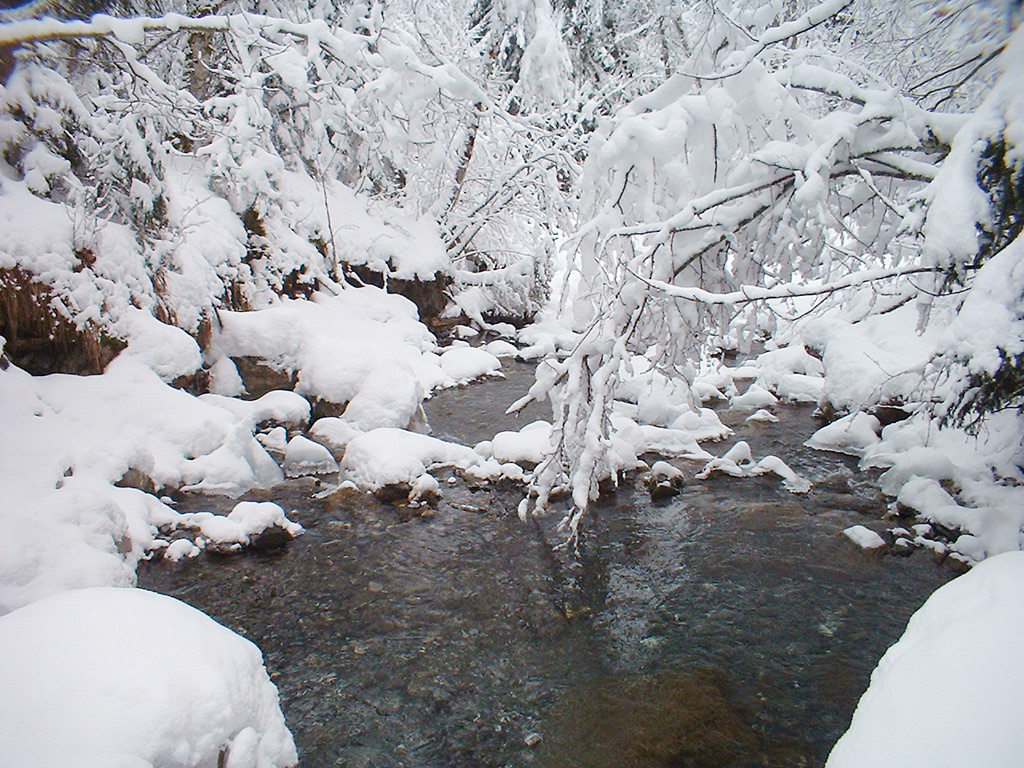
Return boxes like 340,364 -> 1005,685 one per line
138,362 -> 954,768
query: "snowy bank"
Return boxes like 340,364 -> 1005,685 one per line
0,586 -> 297,768
826,551 -> 1024,768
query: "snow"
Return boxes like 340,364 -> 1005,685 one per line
805,412 -> 881,456
340,428 -> 479,491
0,354 -> 288,610
696,441 -> 811,493
842,524 -> 886,550
438,346 -> 503,384
0,586 -> 297,768
213,289 -> 438,410
484,339 -> 520,358
826,551 -> 1024,768
729,382 -> 779,410
177,501 -> 304,551
283,435 -> 338,477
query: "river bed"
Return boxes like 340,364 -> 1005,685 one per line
138,362 -> 953,767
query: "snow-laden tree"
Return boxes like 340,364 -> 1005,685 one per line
519,0 -> 1020,539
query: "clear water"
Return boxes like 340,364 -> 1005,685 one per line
138,363 -> 953,767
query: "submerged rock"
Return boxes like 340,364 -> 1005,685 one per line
642,460 -> 685,501
537,669 -> 782,768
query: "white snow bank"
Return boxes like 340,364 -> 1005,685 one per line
896,476 -> 1024,563
119,307 -> 203,382
826,551 -> 1024,768
201,390 -> 311,428
340,428 -> 479,490
749,343 -> 824,403
0,354 -> 287,611
800,304 -> 943,411
0,586 -> 297,768
213,289 -> 439,409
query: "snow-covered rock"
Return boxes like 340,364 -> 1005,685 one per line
438,346 -> 502,384
805,412 -> 881,456
340,428 -> 479,491
0,586 -> 298,768
476,420 -> 552,465
696,441 -> 811,493
283,435 -> 338,477
842,525 -> 887,550
826,551 -> 1024,768
177,501 -> 304,554
729,382 -> 779,411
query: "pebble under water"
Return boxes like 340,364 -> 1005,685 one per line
138,363 -> 954,768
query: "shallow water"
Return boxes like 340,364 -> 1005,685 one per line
139,363 -> 953,767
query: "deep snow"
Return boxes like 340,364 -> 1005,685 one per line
0,586 -> 297,768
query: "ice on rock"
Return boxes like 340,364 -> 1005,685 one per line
283,435 -> 339,477
746,409 -> 779,423
826,551 -> 1024,768
0,586 -> 298,768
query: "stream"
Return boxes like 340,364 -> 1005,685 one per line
138,362 -> 954,768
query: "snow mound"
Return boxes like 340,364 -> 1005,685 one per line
0,586 -> 297,768
484,339 -> 520,358
729,382 -> 779,411
842,525 -> 886,550
177,501 -> 304,552
283,435 -> 338,477
805,412 -> 881,456
214,289 -> 439,408
800,305 -> 941,411
475,420 -> 552,465
826,551 -> 1024,768
340,428 -> 479,490
438,346 -> 502,384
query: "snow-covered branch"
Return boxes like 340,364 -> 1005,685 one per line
628,264 -> 943,305
690,0 -> 853,81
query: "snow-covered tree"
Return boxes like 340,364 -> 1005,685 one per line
518,0 -> 1020,539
